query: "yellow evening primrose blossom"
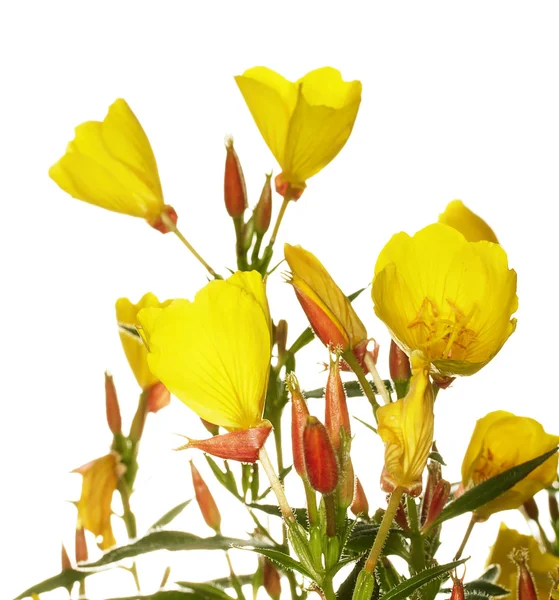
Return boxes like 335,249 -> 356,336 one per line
284,243 -> 368,351
377,351 -> 434,496
439,200 -> 499,243
74,453 -> 122,550
462,411 -> 559,519
49,99 -> 175,227
372,223 -> 518,377
486,523 -> 559,599
116,293 -> 172,390
138,271 -> 272,431
235,67 -> 361,191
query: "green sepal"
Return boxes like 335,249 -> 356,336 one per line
205,456 -> 240,499
149,500 -> 191,531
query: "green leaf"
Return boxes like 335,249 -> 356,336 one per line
441,576 -> 509,597
14,569 -> 87,599
288,327 -> 315,355
480,565 -> 500,582
347,287 -> 367,302
433,447 -> 559,526
81,531 -> 270,569
235,546 -> 313,579
247,503 -> 308,526
346,523 -> 410,561
91,593 -> 202,600
205,456 -> 240,499
379,559 -> 467,600
175,582 -> 234,600
177,575 -> 254,590
428,450 -> 446,466
256,465 -> 293,500
149,500 -> 192,530
304,379 -> 394,399
353,416 -> 378,434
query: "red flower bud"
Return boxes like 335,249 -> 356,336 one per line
105,372 -> 122,435
200,418 -> 220,436
274,173 -> 305,200
449,572 -> 465,600
61,544 -> 72,571
150,205 -> 179,234
176,424 -> 272,463
254,173 -> 272,234
75,525 -> 88,564
421,480 -> 451,532
287,374 -> 310,478
190,461 -> 222,533
263,558 -> 281,600
421,452 -> 442,525
512,549 -> 538,600
550,492 -> 559,522
389,340 -> 411,398
522,497 -> 539,521
146,381 -> 171,414
351,477 -> 369,518
303,416 -> 338,494
224,137 -> 247,218
325,356 -> 350,451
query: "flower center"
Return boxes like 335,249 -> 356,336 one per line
471,447 -> 514,484
407,297 -> 478,361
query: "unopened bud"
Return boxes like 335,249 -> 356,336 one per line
522,496 -> 539,522
421,479 -> 451,532
75,525 -> 88,563
190,461 -> 221,533
146,381 -> 171,414
337,455 -> 355,511
263,558 -> 281,600
200,418 -> 219,436
303,416 -> 338,494
325,355 -> 351,451
511,549 -> 538,600
254,173 -> 273,234
550,492 -> 559,523
150,205 -> 179,234
389,340 -> 411,398
274,173 -> 305,201
287,373 -> 309,478
61,544 -> 72,571
421,452 -> 442,525
351,477 -> 369,518
224,137 -> 247,218
449,572 -> 465,600
275,319 -> 288,361
352,569 -> 376,600
105,372 -> 122,435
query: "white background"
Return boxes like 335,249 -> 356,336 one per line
2,2 -> 559,598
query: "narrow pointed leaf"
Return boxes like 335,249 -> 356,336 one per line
305,379 -> 393,399
234,546 -> 312,579
90,593 -> 202,600
441,579 -> 509,597
175,582 -> 234,600
177,575 -> 254,590
247,503 -> 307,526
480,565 -> 501,582
150,500 -> 191,530
14,569 -> 87,599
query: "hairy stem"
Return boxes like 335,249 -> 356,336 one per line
259,445 -> 296,523
454,515 -> 477,560
363,352 -> 392,406
342,350 -> 380,419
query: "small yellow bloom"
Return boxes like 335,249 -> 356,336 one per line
49,99 -> 175,227
439,200 -> 499,243
138,271 -> 271,431
284,243 -> 367,351
377,351 -> 434,495
116,293 -> 171,390
372,223 -> 518,377
462,411 -> 559,519
235,67 -> 361,191
74,453 -> 121,550
486,523 -> 559,599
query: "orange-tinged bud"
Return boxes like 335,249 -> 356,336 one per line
449,572 -> 465,600
75,525 -> 88,564
287,373 -> 309,478
150,205 -> 179,234
61,544 -> 72,571
105,372 -> 122,435
325,356 -> 350,451
146,381 -> 171,413
190,461 -> 222,533
274,173 -> 305,200
421,458 -> 442,525
303,416 -> 338,494
351,477 -> 369,517
263,557 -> 282,600
176,424 -> 272,463
512,549 -> 538,600
274,319 -> 288,360
421,479 -> 451,532
389,341 -> 411,398
224,137 -> 247,218
522,497 -> 539,521
254,173 -> 273,234
201,418 -> 220,436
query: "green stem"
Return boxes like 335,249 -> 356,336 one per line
454,515 -> 476,560
324,494 -> 337,538
304,479 -> 319,526
342,350 -> 380,419
406,495 -> 426,573
225,550 -> 246,600
321,577 -> 336,600
233,216 -> 248,271
363,352 -> 391,406
259,196 -> 291,273
251,232 -> 263,267
259,446 -> 296,523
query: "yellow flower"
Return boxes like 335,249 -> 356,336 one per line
486,523 -> 559,599
377,351 -> 434,495
462,411 -> 559,519
439,200 -> 499,243
138,271 -> 271,431
49,99 -> 175,227
284,243 -> 368,351
235,67 -> 361,191
116,293 -> 171,390
74,453 -> 121,550
372,223 -> 518,377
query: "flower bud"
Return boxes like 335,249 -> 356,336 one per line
550,492 -> 559,523
200,418 -> 220,436
105,372 -> 122,435
512,549 -> 538,600
287,373 -> 309,478
176,424 -> 272,463
325,355 -> 350,451
421,457 -> 442,525
61,544 -> 72,571
263,558 -> 281,600
75,525 -> 88,564
352,569 -> 376,600
351,477 -> 369,518
337,455 -> 355,511
522,497 -> 539,522
303,416 -> 338,494
224,137 -> 247,218
190,461 -> 221,533
449,572 -> 465,600
389,340 -> 411,399
421,479 -> 451,532
254,173 -> 272,234
146,381 -> 171,413
274,319 -> 288,361
150,205 -> 179,234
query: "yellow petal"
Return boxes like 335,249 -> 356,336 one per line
49,99 -> 164,221
439,200 -> 499,243
138,272 -> 271,430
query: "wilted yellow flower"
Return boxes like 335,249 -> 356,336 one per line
235,67 -> 361,192
138,271 -> 271,431
462,411 -> 559,519
116,293 -> 171,390
377,351 -> 434,496
372,223 -> 518,377
439,200 -> 499,243
486,523 -> 559,599
74,453 -> 121,550
284,243 -> 368,352
49,99 -> 176,229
